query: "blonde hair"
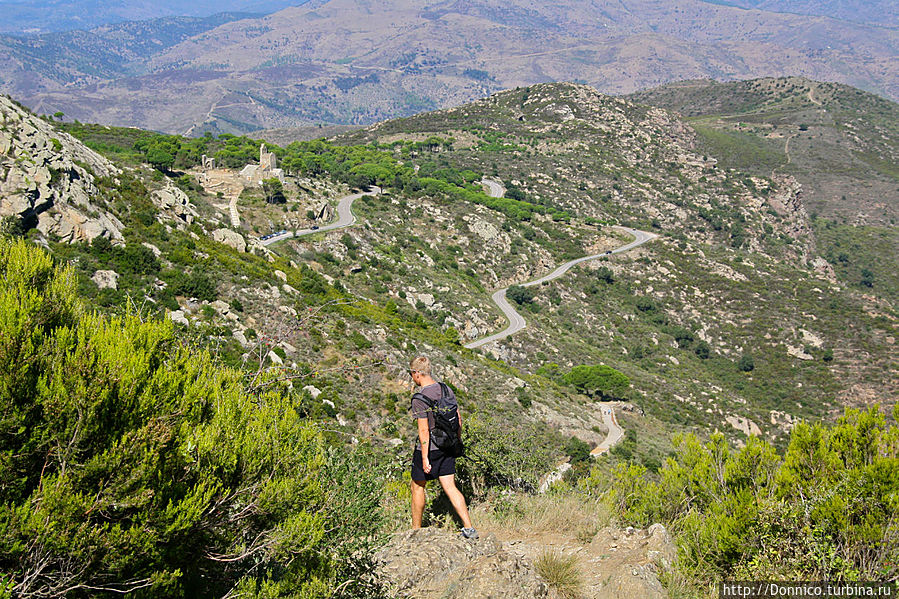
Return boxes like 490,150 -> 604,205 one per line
409,356 -> 431,375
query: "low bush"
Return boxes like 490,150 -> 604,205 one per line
0,239 -> 385,599
609,408 -> 899,584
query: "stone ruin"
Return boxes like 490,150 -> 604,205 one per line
239,144 -> 285,185
201,154 -> 215,170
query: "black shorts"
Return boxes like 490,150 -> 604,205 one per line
411,448 -> 456,481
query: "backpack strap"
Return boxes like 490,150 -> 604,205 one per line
411,392 -> 434,415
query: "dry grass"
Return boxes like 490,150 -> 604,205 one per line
535,549 -> 582,599
469,491 -> 611,543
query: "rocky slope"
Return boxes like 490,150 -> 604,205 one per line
326,81 -> 896,441
0,95 -> 123,243
5,77 -> 895,461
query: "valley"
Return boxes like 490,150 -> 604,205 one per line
2,0 -> 898,134
1,73 -> 897,597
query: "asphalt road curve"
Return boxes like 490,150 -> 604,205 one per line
464,226 -> 658,349
590,404 -> 625,456
260,187 -> 380,246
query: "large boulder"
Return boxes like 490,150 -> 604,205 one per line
151,184 -> 197,225
376,529 -> 548,599
212,228 -> 247,253
91,270 -> 119,290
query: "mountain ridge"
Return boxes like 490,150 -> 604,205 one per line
3,0 -> 897,134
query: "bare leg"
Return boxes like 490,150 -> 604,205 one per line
438,474 -> 472,529
411,479 -> 427,528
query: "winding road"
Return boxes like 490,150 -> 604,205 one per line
261,177 -> 637,462
464,182 -> 658,349
260,187 -> 380,246
590,404 -> 624,456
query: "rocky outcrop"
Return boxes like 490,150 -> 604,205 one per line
376,529 -> 549,598
150,183 -> 197,226
211,228 -> 247,252
91,270 -> 119,290
0,95 -> 123,244
376,525 -> 677,599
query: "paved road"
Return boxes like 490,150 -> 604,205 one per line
463,217 -> 657,349
259,187 -> 380,246
538,404 -> 624,491
590,404 -> 625,456
481,178 -> 505,198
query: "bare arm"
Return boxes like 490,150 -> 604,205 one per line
417,418 -> 431,473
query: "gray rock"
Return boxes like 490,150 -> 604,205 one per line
376,529 -> 548,598
233,330 -> 249,346
210,300 -> 230,314
303,385 -> 322,399
91,269 -> 119,290
589,524 -> 676,599
142,242 -> 162,257
212,228 -> 247,253
0,95 -> 122,244
168,310 -> 189,326
151,185 -> 197,225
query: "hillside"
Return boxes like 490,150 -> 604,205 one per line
2,78 -> 898,595
0,12 -> 261,92
333,81 -> 897,435
3,0 -> 898,134
627,77 -> 899,303
705,0 -> 899,28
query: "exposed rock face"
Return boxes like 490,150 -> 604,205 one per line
0,95 -> 123,244
376,529 -> 549,598
150,183 -> 197,226
725,414 -> 762,437
91,270 -> 119,290
211,228 -> 247,252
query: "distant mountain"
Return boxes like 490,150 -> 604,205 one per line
2,0 -> 897,134
0,0 -> 310,34
0,12 -> 261,86
703,0 -> 899,29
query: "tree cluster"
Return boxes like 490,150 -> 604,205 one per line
561,364 -> 630,399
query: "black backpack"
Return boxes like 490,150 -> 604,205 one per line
413,383 -> 464,457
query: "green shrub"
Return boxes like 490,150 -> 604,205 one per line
506,284 -> 535,305
458,413 -> 556,498
695,340 -> 711,359
166,270 -> 218,302
565,436 -> 592,463
0,239 -> 385,598
609,408 -> 899,583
